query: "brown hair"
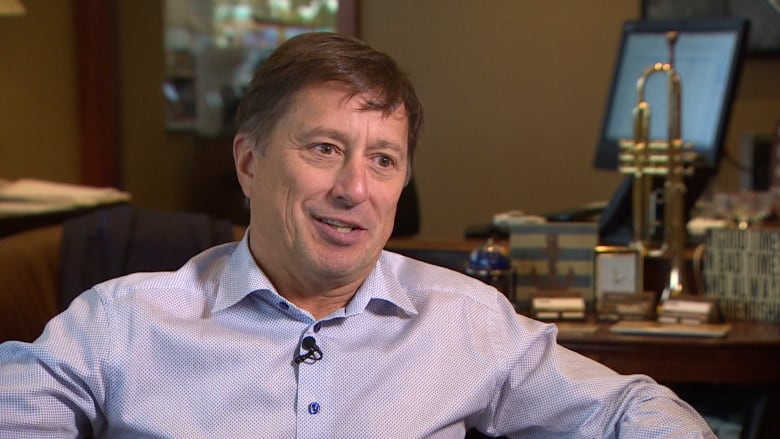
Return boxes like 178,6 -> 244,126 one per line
235,32 -> 423,171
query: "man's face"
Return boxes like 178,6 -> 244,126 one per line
234,82 -> 409,292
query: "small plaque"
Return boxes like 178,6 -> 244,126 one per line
531,290 -> 586,321
597,291 -> 657,321
658,295 -> 720,324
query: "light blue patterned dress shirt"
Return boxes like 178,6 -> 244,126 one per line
0,233 -> 714,438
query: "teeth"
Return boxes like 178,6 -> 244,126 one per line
321,218 -> 356,233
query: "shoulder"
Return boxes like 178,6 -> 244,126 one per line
380,250 -> 506,312
378,250 -> 555,368
89,241 -> 239,316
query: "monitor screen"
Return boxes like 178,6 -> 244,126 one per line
593,18 -> 749,171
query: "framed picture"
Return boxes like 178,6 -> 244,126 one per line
594,246 -> 642,300
642,0 -> 780,54
163,0 -> 357,132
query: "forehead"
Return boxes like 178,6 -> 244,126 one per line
288,82 -> 409,129
281,82 -> 412,177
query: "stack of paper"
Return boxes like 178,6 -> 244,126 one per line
0,178 -> 130,217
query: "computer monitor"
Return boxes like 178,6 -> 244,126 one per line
595,18 -> 749,245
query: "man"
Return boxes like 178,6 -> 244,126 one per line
0,32 -> 713,438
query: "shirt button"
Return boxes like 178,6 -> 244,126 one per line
313,322 -> 322,333
308,402 -> 320,415
278,301 -> 289,310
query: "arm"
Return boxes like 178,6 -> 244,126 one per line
476,303 -> 715,438
0,290 -> 108,438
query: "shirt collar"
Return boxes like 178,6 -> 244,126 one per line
213,233 -> 418,317
213,232 -> 275,313
346,252 -> 418,317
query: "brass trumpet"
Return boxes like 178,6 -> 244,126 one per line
618,32 -> 697,301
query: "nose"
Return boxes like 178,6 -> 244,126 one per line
331,158 -> 369,207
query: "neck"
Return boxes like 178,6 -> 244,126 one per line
265,264 -> 365,320
245,232 -> 372,320
281,288 -> 357,320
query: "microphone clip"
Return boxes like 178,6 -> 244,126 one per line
294,336 -> 323,364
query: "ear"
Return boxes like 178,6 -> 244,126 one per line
233,133 -> 256,199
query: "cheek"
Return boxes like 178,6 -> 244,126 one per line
254,155 -> 308,195
248,161 -> 296,216
375,183 -> 405,217
270,166 -> 332,217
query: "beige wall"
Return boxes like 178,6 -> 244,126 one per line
0,0 -> 79,183
118,0 -> 199,211
361,0 -> 637,235
360,0 -> 780,236
2,1 -> 780,238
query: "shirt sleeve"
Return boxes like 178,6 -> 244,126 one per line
475,298 -> 717,439
0,289 -> 109,438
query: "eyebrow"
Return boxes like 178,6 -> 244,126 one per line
295,126 -> 349,145
369,140 -> 406,158
295,126 -> 407,155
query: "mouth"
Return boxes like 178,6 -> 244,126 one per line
316,216 -> 364,234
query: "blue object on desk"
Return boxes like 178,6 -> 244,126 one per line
466,238 -> 510,274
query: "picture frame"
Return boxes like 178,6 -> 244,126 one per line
594,246 -> 642,301
641,0 -> 780,54
163,0 -> 358,132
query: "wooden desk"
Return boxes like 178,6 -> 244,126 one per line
556,320 -> 780,384
0,203 -> 128,239
385,235 -> 486,273
556,320 -> 780,438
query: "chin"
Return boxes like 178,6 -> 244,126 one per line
318,246 -> 379,277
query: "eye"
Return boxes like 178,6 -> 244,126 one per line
374,154 -> 395,169
314,143 -> 336,155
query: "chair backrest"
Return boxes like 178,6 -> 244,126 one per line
0,225 -> 63,342
59,205 -> 238,309
0,206 -> 243,343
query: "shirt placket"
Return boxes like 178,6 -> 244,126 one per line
295,322 -> 326,439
